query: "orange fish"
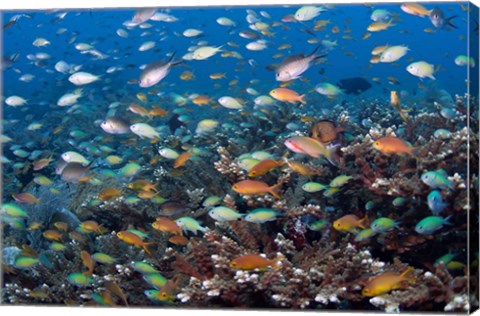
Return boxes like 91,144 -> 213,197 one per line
137,190 -> 160,199
128,104 -> 150,117
269,88 -> 306,104
80,250 -> 94,276
80,220 -> 105,234
53,221 -> 69,232
149,107 -> 168,117
98,187 -> 122,201
116,231 -> 154,255
128,179 -> 158,193
248,159 -> 284,177
43,229 -> 63,241
69,231 -> 88,243
136,93 -> 148,102
232,180 -> 282,199
12,192 -> 40,204
362,267 -> 415,296
287,160 -> 317,177
152,217 -> 182,235
373,136 -> 414,155
333,214 -> 366,233
174,152 -> 192,169
192,95 -> 213,106
33,156 -> 54,171
230,254 -> 285,270
168,235 -> 189,246
401,3 -> 431,17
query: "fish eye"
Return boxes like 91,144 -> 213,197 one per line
161,292 -> 167,298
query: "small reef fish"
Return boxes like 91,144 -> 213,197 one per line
208,206 -> 243,222
362,267 -> 415,296
230,253 -> 285,270
139,53 -> 179,88
248,159 -> 285,177
244,208 -> 281,223
117,231 -> 154,255
152,217 -> 183,235
421,169 -> 454,190
275,46 -> 326,82
401,3 -> 431,17
373,136 -> 414,155
175,217 -> 209,235
415,215 -> 452,235
370,217 -> 399,233
333,214 -> 366,233
232,179 -> 282,199
269,88 -> 306,104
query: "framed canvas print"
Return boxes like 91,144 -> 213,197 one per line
1,0 -> 479,313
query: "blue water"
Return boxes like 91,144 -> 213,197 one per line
2,3 -> 476,119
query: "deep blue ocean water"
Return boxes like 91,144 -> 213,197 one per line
2,3 -> 478,123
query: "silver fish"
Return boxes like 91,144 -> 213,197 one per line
139,53 -> 180,88
61,162 -> 91,182
132,8 -> 157,24
275,46 -> 326,81
100,117 -> 130,134
429,7 -> 457,30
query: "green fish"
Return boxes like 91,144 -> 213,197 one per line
202,196 -> 223,208
392,197 -> 407,207
1,203 -> 28,217
175,217 -> 209,235
67,272 -> 93,286
415,215 -> 452,235
14,257 -> 40,269
421,169 -> 454,191
354,228 -> 377,242
365,201 -> 375,211
307,219 -> 329,231
208,206 -> 243,222
132,261 -> 159,274
92,253 -> 117,264
50,242 -> 67,251
323,187 -> 341,197
119,163 -> 142,177
329,175 -> 352,187
370,217 -> 399,233
244,208 -> 282,223
434,253 -> 456,267
302,182 -> 328,193
143,273 -> 167,289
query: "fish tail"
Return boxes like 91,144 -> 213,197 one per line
446,16 -> 458,29
142,242 -> 155,256
272,253 -> 285,270
324,144 -> 341,167
299,94 -> 307,104
400,266 -> 415,282
443,215 -> 454,226
269,183 -> 283,199
358,215 -> 368,229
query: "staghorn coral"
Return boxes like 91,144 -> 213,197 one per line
213,147 -> 245,183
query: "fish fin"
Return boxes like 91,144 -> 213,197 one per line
358,215 -> 368,229
324,144 -> 341,167
428,74 -> 436,80
299,94 -> 307,104
443,215 -> 454,226
400,266 -> 415,280
269,183 -> 283,199
142,242 -> 155,256
446,16 -> 458,29
272,254 -> 285,270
